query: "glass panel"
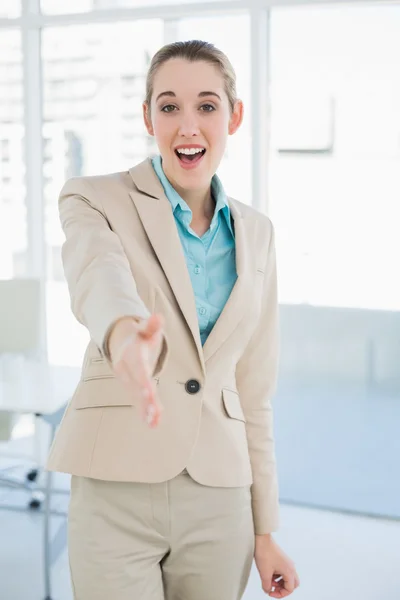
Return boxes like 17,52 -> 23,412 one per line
271,4 -> 400,522
175,14 -> 252,204
42,20 -> 164,366
0,1 -> 21,18
0,30 -> 26,279
41,0 -> 231,15
270,4 -> 400,311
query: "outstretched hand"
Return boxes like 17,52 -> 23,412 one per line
109,314 -> 164,428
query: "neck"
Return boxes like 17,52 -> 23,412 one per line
175,184 -> 215,220
163,165 -> 215,219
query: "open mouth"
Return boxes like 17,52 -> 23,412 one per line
175,148 -> 206,166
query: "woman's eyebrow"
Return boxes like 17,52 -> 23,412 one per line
198,91 -> 221,100
156,91 -> 175,102
155,91 -> 221,102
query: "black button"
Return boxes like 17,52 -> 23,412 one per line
185,379 -> 201,394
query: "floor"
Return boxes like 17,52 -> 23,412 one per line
0,473 -> 399,600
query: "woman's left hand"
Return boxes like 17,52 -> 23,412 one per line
254,534 -> 300,597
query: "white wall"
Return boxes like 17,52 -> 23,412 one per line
279,304 -> 400,393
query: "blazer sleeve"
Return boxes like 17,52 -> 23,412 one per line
235,219 -> 280,535
59,176 -> 168,374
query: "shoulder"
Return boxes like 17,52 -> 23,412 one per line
60,170 -> 132,197
228,196 -> 274,237
59,158 -> 155,210
59,170 -> 134,211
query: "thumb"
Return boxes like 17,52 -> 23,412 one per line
261,571 -> 275,594
139,314 -> 164,340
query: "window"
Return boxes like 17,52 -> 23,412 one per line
41,0 -> 232,15
42,20 -> 164,366
270,4 -> 400,311
0,0 -> 20,18
0,30 -> 26,279
174,14 -> 252,204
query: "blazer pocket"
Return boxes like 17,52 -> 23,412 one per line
74,378 -> 133,410
75,372 -> 160,410
222,389 -> 246,422
82,358 -> 115,382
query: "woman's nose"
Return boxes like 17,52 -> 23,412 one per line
177,112 -> 200,137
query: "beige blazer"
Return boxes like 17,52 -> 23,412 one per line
47,158 -> 280,535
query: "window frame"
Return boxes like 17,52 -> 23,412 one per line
0,0 -> 389,359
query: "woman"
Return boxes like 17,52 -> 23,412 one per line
47,40 -> 300,600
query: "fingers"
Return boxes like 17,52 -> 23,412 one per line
130,342 -> 162,427
262,571 -> 274,595
113,336 -> 162,428
268,571 -> 298,598
111,314 -> 164,428
140,380 -> 162,428
135,339 -> 152,383
115,359 -> 161,428
283,573 -> 296,594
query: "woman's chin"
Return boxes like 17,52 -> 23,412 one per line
175,172 -> 212,192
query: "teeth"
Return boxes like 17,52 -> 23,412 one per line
176,148 -> 204,155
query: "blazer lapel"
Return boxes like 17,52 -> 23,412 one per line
128,160 -> 205,371
203,199 -> 256,363
128,159 -> 256,368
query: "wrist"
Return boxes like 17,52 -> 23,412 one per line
255,533 -> 273,547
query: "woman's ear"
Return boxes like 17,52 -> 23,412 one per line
228,100 -> 244,135
143,102 -> 154,136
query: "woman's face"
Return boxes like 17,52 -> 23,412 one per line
143,58 -> 243,194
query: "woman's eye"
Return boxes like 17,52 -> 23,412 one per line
200,104 -> 215,112
161,105 -> 177,113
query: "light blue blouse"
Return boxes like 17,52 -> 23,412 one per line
152,155 -> 237,345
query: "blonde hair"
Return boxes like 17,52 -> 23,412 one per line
145,40 -> 237,113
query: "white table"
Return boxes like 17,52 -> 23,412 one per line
0,356 -> 70,415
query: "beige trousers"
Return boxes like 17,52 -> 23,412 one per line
68,470 -> 255,600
